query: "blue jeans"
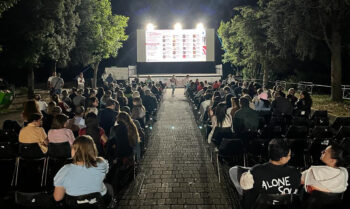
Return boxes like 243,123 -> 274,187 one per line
171,85 -> 175,94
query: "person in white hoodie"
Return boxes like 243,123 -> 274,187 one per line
301,142 -> 350,193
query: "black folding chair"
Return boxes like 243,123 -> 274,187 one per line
65,192 -> 105,209
332,117 -> 350,132
303,190 -> 343,209
253,193 -> 300,209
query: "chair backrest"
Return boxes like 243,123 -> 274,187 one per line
0,129 -> 18,142
311,110 -> 328,119
0,141 -> 18,158
46,158 -> 71,191
219,138 -> 245,156
18,143 -> 45,158
253,193 -> 298,209
310,126 -> 333,139
15,157 -> 46,192
65,192 -> 104,209
335,126 -> 350,140
291,116 -> 311,127
332,117 -> 350,131
48,142 -> 71,158
228,166 -> 250,196
304,190 -> 343,209
0,158 -> 16,195
285,125 -> 308,139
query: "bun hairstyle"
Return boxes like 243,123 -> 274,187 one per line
331,140 -> 350,167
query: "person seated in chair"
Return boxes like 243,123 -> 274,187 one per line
19,113 -> 48,154
53,135 -> 110,205
233,97 -> 259,135
239,139 -> 301,209
301,141 -> 350,193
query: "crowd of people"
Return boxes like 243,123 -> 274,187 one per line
12,78 -> 165,207
186,74 -> 350,209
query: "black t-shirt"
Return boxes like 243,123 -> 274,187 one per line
251,162 -> 301,194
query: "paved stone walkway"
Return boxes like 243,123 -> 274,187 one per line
118,88 -> 232,209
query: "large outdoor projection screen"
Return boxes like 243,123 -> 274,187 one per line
137,29 -> 215,62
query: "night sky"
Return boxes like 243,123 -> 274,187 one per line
108,0 -> 240,67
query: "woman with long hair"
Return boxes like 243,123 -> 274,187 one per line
22,100 -> 40,126
116,90 -> 128,107
79,113 -> 108,156
208,102 -> 233,147
131,97 -> 146,128
53,135 -> 110,204
296,90 -> 313,117
107,111 -> 140,165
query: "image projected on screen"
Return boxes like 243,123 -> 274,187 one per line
146,30 -> 207,62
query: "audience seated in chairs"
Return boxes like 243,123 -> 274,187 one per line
270,91 -> 294,116
19,113 -> 48,154
53,135 -> 111,208
66,106 -> 86,137
236,139 -> 301,209
295,91 -> 313,118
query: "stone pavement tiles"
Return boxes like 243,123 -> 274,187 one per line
117,89 -> 234,209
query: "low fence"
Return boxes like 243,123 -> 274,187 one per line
235,78 -> 350,100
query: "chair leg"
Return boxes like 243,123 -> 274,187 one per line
216,154 -> 221,183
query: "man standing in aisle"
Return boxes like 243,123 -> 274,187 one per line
170,75 -> 177,95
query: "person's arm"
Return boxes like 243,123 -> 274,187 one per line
101,133 -> 108,145
53,186 -> 66,201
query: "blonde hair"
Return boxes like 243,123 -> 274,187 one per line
117,111 -> 140,147
72,135 -> 103,168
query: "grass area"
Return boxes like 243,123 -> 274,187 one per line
311,94 -> 350,117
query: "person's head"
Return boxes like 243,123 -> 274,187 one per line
105,90 -> 112,97
52,106 -> 62,117
71,135 -> 100,168
288,88 -> 295,96
212,96 -> 222,109
23,100 -> 40,120
224,86 -> 231,94
51,94 -> 60,103
268,139 -> 291,165
106,99 -> 118,109
300,90 -> 311,100
51,113 -> 69,129
117,90 -> 125,98
62,90 -> 68,97
89,89 -> 96,97
75,106 -> 85,116
172,75 -> 175,78
239,97 -> 250,108
132,97 -> 143,106
77,89 -> 83,95
273,91 -> 281,98
132,91 -> 140,99
57,73 -> 61,78
47,101 -> 56,115
97,87 -> 104,95
120,106 -> 131,115
28,113 -> 43,127
117,111 -> 140,146
257,88 -> 263,95
320,143 -> 350,168
34,94 -> 41,101
145,89 -> 151,96
85,112 -> 99,128
52,72 -> 57,77
87,97 -> 98,107
79,72 -> 83,77
204,93 -> 212,101
231,97 -> 240,109
225,94 -> 234,107
215,102 -> 228,127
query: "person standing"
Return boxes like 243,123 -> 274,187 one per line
47,72 -> 57,90
50,73 -> 64,95
77,73 -> 85,90
170,75 -> 177,95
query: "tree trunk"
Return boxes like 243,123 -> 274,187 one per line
92,62 -> 99,89
27,68 -> 35,99
262,61 -> 268,90
330,26 -> 342,101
